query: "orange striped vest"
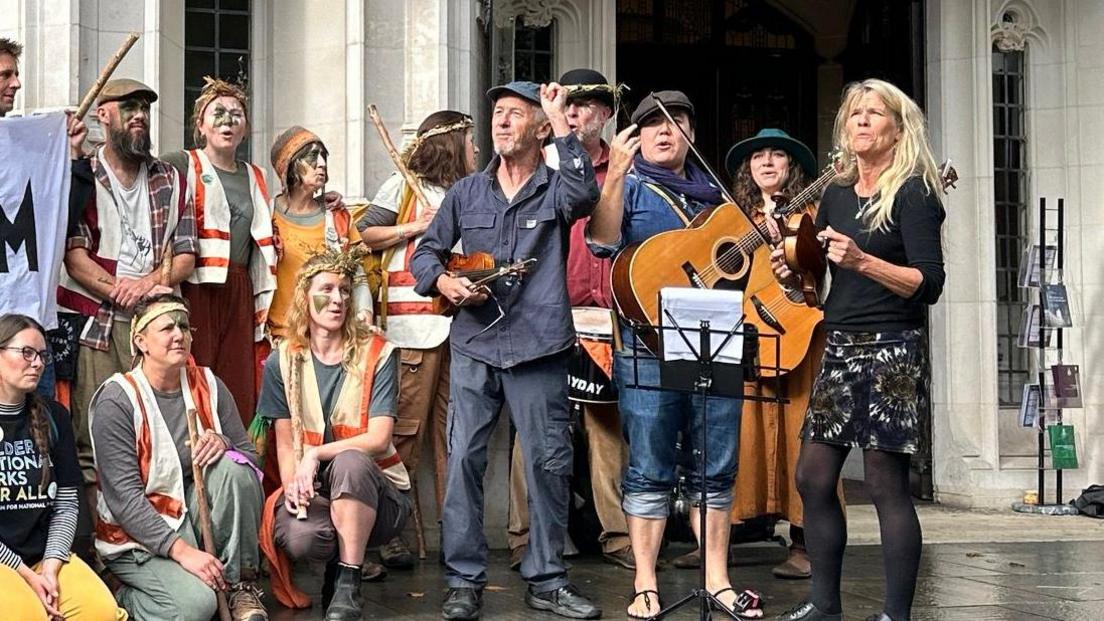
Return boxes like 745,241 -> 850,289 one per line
183,149 -> 278,341
276,336 -> 409,490
91,365 -> 222,558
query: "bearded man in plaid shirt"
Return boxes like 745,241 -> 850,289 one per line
58,78 -> 198,491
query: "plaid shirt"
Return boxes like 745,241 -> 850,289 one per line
60,154 -> 198,351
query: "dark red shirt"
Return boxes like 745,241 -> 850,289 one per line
567,142 -> 612,307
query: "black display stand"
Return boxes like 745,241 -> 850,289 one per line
1014,197 -> 1079,515
621,312 -> 785,620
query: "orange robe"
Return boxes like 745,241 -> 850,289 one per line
731,325 -> 825,526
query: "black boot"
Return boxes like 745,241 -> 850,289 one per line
442,587 -> 483,620
775,601 -> 842,621
324,564 -> 363,621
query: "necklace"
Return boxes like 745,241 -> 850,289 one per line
855,191 -> 875,219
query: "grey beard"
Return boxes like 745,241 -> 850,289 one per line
108,125 -> 153,165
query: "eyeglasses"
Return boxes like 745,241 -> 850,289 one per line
1,346 -> 53,365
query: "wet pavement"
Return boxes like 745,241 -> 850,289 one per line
263,538 -> 1104,620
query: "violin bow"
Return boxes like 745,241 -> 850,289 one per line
651,95 -> 737,205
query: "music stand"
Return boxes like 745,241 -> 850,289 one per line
620,294 -> 781,621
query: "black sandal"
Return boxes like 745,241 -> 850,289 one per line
710,587 -> 764,619
627,589 -> 662,620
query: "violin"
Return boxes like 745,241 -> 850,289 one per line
774,159 -> 960,308
432,251 -> 537,316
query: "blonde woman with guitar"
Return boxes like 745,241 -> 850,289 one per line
771,79 -> 947,621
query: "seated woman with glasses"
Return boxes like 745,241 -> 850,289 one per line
0,313 -> 125,621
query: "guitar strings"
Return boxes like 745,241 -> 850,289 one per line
696,172 -> 831,281
689,169 -> 835,318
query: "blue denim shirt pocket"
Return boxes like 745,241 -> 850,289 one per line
459,211 -> 497,252
515,207 -> 557,232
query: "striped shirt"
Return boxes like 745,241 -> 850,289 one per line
0,399 -> 82,568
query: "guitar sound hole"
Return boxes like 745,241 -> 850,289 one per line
715,241 -> 744,276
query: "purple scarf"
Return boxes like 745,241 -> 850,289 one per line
633,154 -> 724,206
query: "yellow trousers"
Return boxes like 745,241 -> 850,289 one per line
0,555 -> 126,621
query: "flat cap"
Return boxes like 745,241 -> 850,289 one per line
630,90 -> 694,125
487,81 -> 541,106
96,78 -> 158,106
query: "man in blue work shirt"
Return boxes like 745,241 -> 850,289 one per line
411,80 -> 601,620
586,92 -> 753,620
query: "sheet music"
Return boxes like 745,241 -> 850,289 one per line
659,287 -> 744,364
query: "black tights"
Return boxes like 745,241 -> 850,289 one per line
796,442 -> 922,621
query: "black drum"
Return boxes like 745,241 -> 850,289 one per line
568,307 -> 618,404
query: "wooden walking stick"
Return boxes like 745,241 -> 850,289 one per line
184,408 -> 232,621
74,32 -> 141,120
287,352 -> 309,520
366,104 -> 434,212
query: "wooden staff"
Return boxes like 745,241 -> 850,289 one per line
158,245 -> 173,286
366,104 -> 434,213
184,408 -> 232,621
74,32 -> 141,120
287,351 -> 309,520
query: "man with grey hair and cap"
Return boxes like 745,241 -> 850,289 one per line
507,68 -> 636,573
411,80 -> 601,620
59,78 -> 198,501
587,92 -> 760,619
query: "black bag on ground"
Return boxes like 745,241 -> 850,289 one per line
1071,484 -> 1104,517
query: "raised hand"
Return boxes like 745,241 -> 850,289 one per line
608,124 -> 641,176
66,111 -> 88,160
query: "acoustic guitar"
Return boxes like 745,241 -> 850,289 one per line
610,159 -> 842,376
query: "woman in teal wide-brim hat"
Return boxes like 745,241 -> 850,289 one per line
725,128 -> 838,583
726,127 -> 818,218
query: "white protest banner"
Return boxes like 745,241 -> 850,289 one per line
0,112 -> 70,329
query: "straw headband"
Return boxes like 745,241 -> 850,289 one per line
297,245 -> 371,286
564,82 -> 630,110
130,302 -> 190,355
194,76 -> 248,119
405,117 -> 474,162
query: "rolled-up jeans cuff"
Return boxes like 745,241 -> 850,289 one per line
622,491 -> 670,519
686,488 -> 733,510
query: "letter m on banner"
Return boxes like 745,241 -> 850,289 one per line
0,112 -> 71,329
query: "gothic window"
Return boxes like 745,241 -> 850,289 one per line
183,0 -> 250,153
514,24 -> 554,83
993,45 -> 1028,407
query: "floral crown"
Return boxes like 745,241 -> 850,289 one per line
403,117 -> 474,163
296,244 -> 371,285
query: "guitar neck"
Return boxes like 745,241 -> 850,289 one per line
780,167 -> 836,217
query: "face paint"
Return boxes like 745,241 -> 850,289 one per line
302,143 -> 328,168
117,98 -> 151,124
165,310 -> 192,334
312,294 -> 331,314
209,103 -> 245,128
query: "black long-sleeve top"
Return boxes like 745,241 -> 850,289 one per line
816,176 -> 946,332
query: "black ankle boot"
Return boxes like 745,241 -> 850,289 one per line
325,564 -> 364,621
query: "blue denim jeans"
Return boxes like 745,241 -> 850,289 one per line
614,351 -> 742,518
